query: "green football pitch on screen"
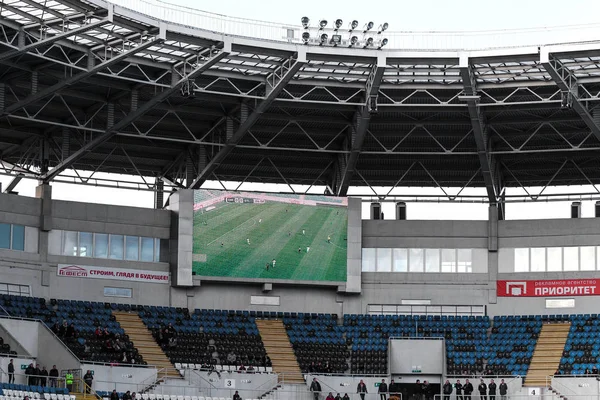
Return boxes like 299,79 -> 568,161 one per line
192,190 -> 348,281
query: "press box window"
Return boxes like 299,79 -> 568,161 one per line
103,287 -> 132,298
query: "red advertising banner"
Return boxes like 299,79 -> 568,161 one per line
497,279 -> 600,297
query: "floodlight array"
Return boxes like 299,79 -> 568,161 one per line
300,17 -> 388,49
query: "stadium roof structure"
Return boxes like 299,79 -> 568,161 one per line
3,0 -> 600,208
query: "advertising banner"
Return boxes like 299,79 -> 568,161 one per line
57,264 -> 169,284
497,279 -> 599,297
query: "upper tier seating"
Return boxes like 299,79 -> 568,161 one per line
559,314 -> 600,375
487,315 -> 539,376
0,295 -> 145,365
283,313 -> 347,373
139,307 -> 268,368
344,314 -> 490,375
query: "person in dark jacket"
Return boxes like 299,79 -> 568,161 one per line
123,391 -> 132,400
310,378 -> 322,400
357,379 -> 368,400
83,370 -> 94,393
25,363 -> 35,386
110,390 -> 119,400
379,379 -> 388,400
49,365 -> 59,388
334,394 -> 342,400
233,392 -> 241,400
40,367 -> 48,387
463,379 -> 474,400
499,379 -> 508,400
488,379 -> 496,400
443,380 -> 453,400
455,380 -> 463,400
343,394 -> 350,400
7,359 -> 14,384
414,379 -> 422,400
423,381 -> 433,400
389,379 -> 399,397
34,364 -> 41,386
478,379 -> 487,400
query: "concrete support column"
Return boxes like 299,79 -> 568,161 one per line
167,189 -> 193,287
345,197 -> 362,293
35,184 -> 52,285
487,204 -> 499,306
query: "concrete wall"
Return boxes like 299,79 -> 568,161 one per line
81,364 -> 157,393
4,190 -> 600,317
0,317 -> 79,372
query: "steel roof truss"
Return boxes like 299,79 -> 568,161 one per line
39,42 -> 231,182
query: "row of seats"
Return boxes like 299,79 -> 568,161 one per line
0,384 -> 69,395
0,295 -> 144,365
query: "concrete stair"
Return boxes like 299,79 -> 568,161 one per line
525,323 -> 571,387
112,311 -> 182,380
255,319 -> 305,384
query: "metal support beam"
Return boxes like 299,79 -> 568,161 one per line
40,42 -> 231,182
188,50 -> 307,189
3,175 -> 23,193
541,49 -> 600,141
460,57 -> 498,204
336,56 -> 385,196
0,19 -> 110,63
2,35 -> 163,116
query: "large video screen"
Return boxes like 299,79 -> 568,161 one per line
192,190 -> 348,282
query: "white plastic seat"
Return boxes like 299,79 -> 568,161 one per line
57,394 -> 65,400
170,395 -> 177,400
34,393 -> 41,399
43,393 -> 51,400
17,392 -> 24,398
174,363 -> 182,370
266,367 -> 272,372
148,395 -> 156,400
50,394 -> 58,400
69,396 -> 76,400
184,396 -> 191,400
177,396 -> 184,400
191,396 -> 199,400
205,396 -> 212,400
181,363 -> 188,369
156,395 -> 163,400
142,395 -> 149,400
197,397 -> 204,400
219,397 -> 225,400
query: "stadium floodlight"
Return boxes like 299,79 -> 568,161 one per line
378,23 -> 389,34
301,16 -> 310,28
348,35 -> 359,47
349,20 -> 359,31
363,37 -> 374,48
302,31 -> 310,44
319,19 -> 328,29
334,19 -> 343,30
320,33 -> 328,45
330,34 -> 342,46
363,21 -> 374,33
378,38 -> 388,49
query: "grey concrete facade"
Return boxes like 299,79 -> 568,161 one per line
2,189 -> 600,316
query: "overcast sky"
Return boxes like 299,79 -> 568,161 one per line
3,0 -> 600,220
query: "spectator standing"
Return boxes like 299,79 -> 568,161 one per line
25,363 -> 35,386
334,394 -> 341,400
488,379 -> 496,400
326,393 -> 334,400
478,379 -> 487,400
389,379 -> 399,398
123,391 -> 132,400
357,379 -> 368,400
463,379 -> 474,400
310,378 -> 322,400
499,380 -> 508,400
422,381 -> 433,400
456,380 -> 463,400
7,359 -> 14,384
83,370 -> 94,393
233,392 -> 241,400
34,364 -> 41,386
379,379 -> 388,400
110,390 -> 119,400
40,367 -> 48,387
343,395 -> 350,400
49,365 -> 59,388
443,380 -> 453,400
